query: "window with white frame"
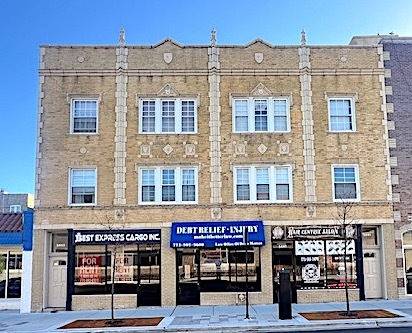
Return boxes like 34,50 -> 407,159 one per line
71,99 -> 98,133
139,167 -> 198,204
139,99 -> 197,134
69,168 -> 96,205
234,165 -> 292,203
9,205 -> 21,213
233,97 -> 290,133
332,165 -> 359,201
328,98 -> 355,132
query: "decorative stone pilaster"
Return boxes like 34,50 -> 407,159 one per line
114,29 -> 128,205
208,29 -> 222,219
299,31 -> 316,203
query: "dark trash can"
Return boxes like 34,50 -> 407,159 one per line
278,271 -> 292,320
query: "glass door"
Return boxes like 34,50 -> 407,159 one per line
137,245 -> 161,306
272,244 -> 296,303
177,249 -> 199,305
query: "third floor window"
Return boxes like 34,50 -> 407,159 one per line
70,99 -> 98,134
139,99 -> 197,134
232,97 -> 290,133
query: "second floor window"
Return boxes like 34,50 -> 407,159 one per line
70,168 -> 96,205
139,167 -> 198,204
332,165 -> 359,201
233,97 -> 290,133
234,165 -> 292,203
71,99 -> 98,133
140,99 -> 197,134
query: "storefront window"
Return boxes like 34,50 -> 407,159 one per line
0,252 -> 22,298
326,254 -> 357,288
294,240 -> 357,289
197,247 -> 261,292
74,244 -> 160,295
296,254 -> 326,289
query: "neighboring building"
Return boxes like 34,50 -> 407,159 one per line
0,210 -> 34,310
32,30 -> 396,312
0,190 -> 34,213
378,36 -> 412,300
351,34 -> 412,300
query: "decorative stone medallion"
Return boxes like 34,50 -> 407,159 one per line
306,206 -> 316,218
254,52 -> 264,64
184,143 -> 196,156
140,144 -> 151,156
234,142 -> 247,156
278,143 -> 290,155
115,209 -> 125,221
257,144 -> 267,154
163,53 -> 173,64
163,144 -> 173,155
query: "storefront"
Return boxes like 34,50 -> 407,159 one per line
170,221 -> 265,305
66,228 -> 161,310
271,225 -> 364,303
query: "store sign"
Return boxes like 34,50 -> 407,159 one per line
170,220 -> 265,248
73,229 -> 161,245
280,225 -> 357,240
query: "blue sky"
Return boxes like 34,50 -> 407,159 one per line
0,0 -> 411,194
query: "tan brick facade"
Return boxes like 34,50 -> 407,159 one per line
32,31 -> 396,311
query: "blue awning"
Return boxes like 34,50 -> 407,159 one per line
170,220 -> 265,248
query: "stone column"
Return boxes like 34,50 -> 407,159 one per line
114,30 -> 128,208
208,29 -> 222,219
299,31 -> 317,215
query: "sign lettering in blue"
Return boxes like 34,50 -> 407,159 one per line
170,221 -> 265,248
73,229 -> 161,245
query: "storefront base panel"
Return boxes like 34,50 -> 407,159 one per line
0,299 -> 20,310
200,292 -> 270,305
297,289 -> 360,303
72,295 -> 138,311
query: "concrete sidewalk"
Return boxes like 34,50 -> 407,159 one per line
2,300 -> 412,333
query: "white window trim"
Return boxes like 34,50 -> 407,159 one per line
232,97 -> 291,133
138,98 -> 198,134
68,167 -> 97,206
233,165 -> 293,204
69,98 -> 99,134
327,96 -> 356,132
138,166 -> 199,205
332,164 -> 360,202
9,205 -> 22,213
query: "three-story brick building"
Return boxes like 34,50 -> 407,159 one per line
31,30 -> 397,311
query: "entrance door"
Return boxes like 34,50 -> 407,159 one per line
48,258 -> 67,308
138,250 -> 161,306
363,250 -> 382,298
272,248 -> 296,303
177,251 -> 199,305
